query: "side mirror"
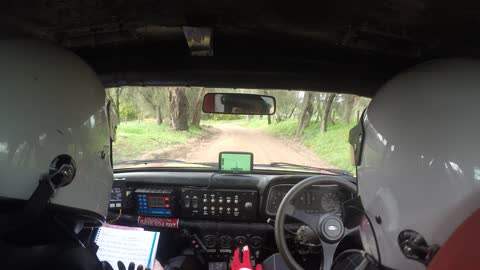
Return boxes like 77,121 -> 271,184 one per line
202,93 -> 276,115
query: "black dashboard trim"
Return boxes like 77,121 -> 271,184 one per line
112,171 -> 356,222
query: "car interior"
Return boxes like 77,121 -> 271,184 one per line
2,1 -> 480,270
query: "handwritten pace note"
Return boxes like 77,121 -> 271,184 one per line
95,226 -> 160,270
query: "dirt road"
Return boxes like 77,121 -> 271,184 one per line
166,123 -> 335,168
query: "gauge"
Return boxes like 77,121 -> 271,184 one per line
249,236 -> 264,249
204,235 -> 217,248
320,192 -> 341,213
267,185 -> 293,215
219,236 -> 233,249
234,236 -> 247,247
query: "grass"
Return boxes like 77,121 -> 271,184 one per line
113,121 -> 204,163
301,122 -> 356,173
242,118 -> 355,173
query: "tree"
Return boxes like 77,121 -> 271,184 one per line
273,90 -> 300,120
295,91 -> 314,138
106,87 -> 124,121
321,93 -> 336,133
342,95 -> 355,124
137,87 -> 165,125
168,87 -> 190,131
119,101 -> 137,122
264,89 -> 272,125
191,88 -> 205,127
314,93 -> 324,123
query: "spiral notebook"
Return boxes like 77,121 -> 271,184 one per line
95,226 -> 160,270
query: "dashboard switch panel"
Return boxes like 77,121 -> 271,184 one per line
181,189 -> 257,221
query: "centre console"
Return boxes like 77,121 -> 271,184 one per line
180,188 -> 258,221
125,186 -> 258,222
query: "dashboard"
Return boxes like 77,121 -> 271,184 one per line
108,171 -> 355,260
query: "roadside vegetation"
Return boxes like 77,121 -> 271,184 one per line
113,121 -> 203,163
243,119 -> 356,173
107,86 -> 370,172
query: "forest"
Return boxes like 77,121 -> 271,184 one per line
107,87 -> 370,173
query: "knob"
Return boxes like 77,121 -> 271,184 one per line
244,202 -> 253,210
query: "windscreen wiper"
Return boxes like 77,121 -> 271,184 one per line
113,158 -> 187,166
268,162 -> 348,175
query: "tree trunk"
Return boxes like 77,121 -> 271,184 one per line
112,87 -> 123,123
295,92 -> 314,138
156,106 -> 163,125
263,89 -> 272,125
288,105 -> 297,118
342,95 -> 355,124
275,114 -> 283,123
191,88 -> 205,127
321,94 -> 336,133
168,87 -> 190,131
315,94 -> 323,123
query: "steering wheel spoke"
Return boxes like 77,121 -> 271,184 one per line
319,240 -> 340,270
285,203 -> 321,233
343,226 -> 358,237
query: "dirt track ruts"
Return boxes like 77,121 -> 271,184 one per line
163,123 -> 335,168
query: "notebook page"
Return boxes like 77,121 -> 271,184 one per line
95,226 -> 159,270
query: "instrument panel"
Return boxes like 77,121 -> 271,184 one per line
109,173 -> 356,223
265,184 -> 350,216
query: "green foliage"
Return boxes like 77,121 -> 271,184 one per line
113,122 -> 204,163
266,120 -> 298,137
242,119 -> 355,173
301,122 -> 356,173
119,101 -> 138,120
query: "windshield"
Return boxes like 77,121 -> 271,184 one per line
108,87 -> 370,174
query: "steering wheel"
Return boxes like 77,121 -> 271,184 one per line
274,175 -> 357,270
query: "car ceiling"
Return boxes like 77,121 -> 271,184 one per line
2,0 -> 480,97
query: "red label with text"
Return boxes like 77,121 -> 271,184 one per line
137,216 -> 179,228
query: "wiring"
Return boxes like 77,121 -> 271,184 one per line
108,209 -> 122,223
184,172 -> 218,190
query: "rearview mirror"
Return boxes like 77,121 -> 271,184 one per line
202,93 -> 276,115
